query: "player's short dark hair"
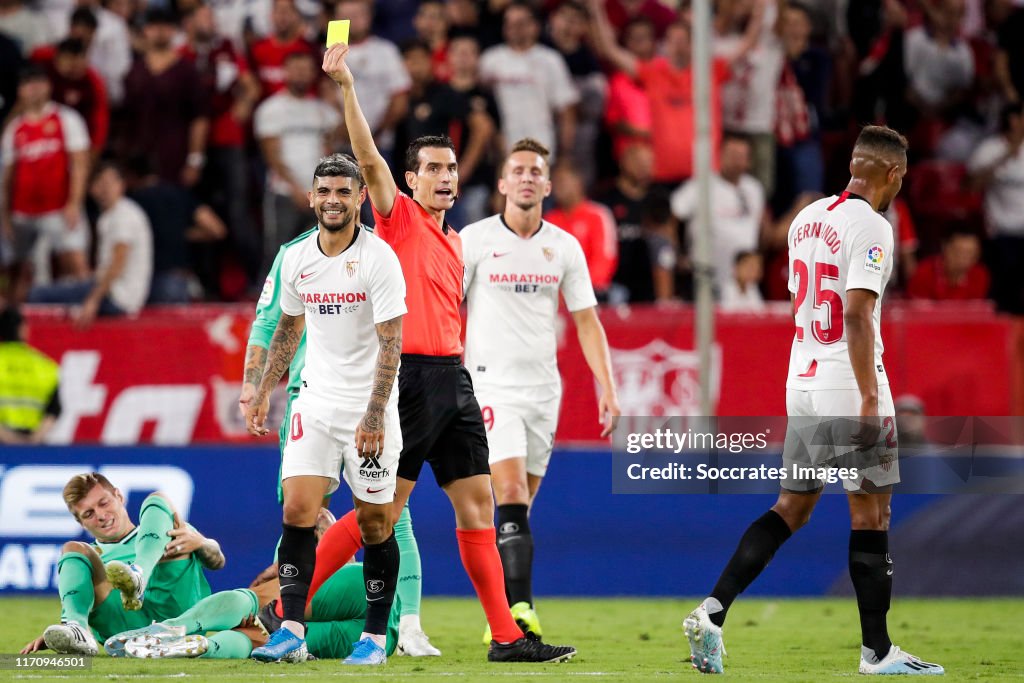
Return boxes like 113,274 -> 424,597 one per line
509,137 -> 550,163
0,307 -> 22,342
853,125 -> 909,159
313,153 -> 364,187
56,37 -> 87,56
400,38 -> 432,57
69,7 -> 98,30
999,101 -> 1024,132
405,135 -> 457,173
17,63 -> 48,84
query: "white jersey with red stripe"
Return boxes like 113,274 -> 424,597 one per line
786,192 -> 894,391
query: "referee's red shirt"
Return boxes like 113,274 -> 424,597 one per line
373,193 -> 464,356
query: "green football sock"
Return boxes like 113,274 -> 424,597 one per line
135,495 -> 175,581
394,505 -> 421,617
57,553 -> 94,627
201,630 -> 254,659
165,590 -> 258,634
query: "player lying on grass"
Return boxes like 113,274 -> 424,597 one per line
105,510 -> 400,660
21,472 -> 225,656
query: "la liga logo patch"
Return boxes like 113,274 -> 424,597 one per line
863,243 -> 885,273
868,246 -> 884,263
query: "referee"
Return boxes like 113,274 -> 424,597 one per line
323,43 -> 575,663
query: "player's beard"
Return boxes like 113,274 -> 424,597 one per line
318,207 -> 354,233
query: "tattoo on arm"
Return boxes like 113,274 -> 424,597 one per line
196,538 -> 225,570
243,345 -> 268,387
259,314 -> 303,394
364,316 -> 402,430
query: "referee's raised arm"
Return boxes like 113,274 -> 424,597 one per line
323,43 -> 398,218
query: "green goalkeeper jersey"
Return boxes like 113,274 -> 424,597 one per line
94,526 -> 211,619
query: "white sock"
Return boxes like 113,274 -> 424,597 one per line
399,614 -> 421,633
360,632 -> 387,649
281,620 -> 305,639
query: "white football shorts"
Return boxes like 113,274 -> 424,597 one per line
782,385 -> 899,493
475,384 -> 561,478
281,394 -> 401,504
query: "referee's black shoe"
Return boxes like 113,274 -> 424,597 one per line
487,635 -> 576,663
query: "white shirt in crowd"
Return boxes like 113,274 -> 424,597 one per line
719,280 -> 765,312
462,215 -> 597,394
903,26 -> 974,107
670,173 -> 766,294
714,0 -> 782,135
254,92 -> 340,195
209,0 -> 272,47
97,197 -> 153,314
479,43 -> 579,158
0,4 -> 56,55
786,193 -> 893,391
966,135 -> 1024,236
342,36 -> 411,152
278,227 -> 407,406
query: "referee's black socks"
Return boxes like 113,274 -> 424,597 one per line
363,532 -> 399,635
496,504 -> 533,607
849,529 -> 893,662
278,523 -> 317,628
709,510 -> 793,627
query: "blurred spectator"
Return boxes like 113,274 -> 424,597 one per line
0,306 -> 60,445
181,2 -> 263,286
31,37 -> 109,161
254,50 -> 339,266
445,32 -> 502,227
447,0 -> 481,35
480,2 -> 579,160
68,0 -> 131,105
907,230 -> 990,300
883,196 -> 920,287
595,142 -> 654,302
249,0 -> 315,98
413,0 -> 451,81
720,250 -> 766,312
371,0 -> 419,44
118,9 -> 209,189
336,0 -> 411,159
715,0 -> 783,196
28,162 -> 153,325
600,0 -> 677,40
1,65 -> 90,300
210,0 -> 271,47
589,1 -> 732,185
774,1 -> 829,212
849,0 -> 912,133
0,33 -> 23,122
640,187 -> 678,302
671,134 -> 767,295
894,394 -> 927,446
995,1 -> 1024,103
544,159 -> 618,298
0,0 -> 55,56
603,17 -> 654,161
967,101 -> 1024,312
125,156 -> 226,303
905,0 -> 974,122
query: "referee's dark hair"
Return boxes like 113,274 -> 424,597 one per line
853,125 -> 909,160
405,134 -> 456,173
0,307 -> 24,342
313,153 -> 364,188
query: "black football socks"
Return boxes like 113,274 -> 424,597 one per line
496,504 -> 534,606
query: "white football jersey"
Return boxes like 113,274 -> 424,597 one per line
279,227 -> 407,406
786,192 -> 894,391
462,215 -> 598,391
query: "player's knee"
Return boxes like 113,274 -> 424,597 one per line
355,510 -> 391,545
281,499 -> 320,526
772,499 -> 814,531
850,508 -> 887,530
494,479 -> 529,505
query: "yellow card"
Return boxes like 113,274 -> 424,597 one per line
326,19 -> 350,47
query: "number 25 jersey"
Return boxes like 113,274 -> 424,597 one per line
786,192 -> 894,391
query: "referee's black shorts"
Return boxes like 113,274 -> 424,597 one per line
396,354 -> 490,486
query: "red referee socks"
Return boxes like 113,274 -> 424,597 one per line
274,510 -> 363,618
457,527 -> 524,644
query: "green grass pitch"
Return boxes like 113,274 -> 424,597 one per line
2,597 -> 1022,681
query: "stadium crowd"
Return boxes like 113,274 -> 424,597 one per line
1,0 -> 1023,317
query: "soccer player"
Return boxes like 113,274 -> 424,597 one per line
461,138 -> 620,639
238,166 -> 440,656
682,126 -> 944,676
323,42 -> 576,663
244,154 -> 406,665
20,472 -> 224,656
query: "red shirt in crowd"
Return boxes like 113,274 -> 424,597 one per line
179,39 -> 251,148
249,35 -> 316,98
604,71 -> 651,160
30,46 -> 109,153
907,255 -> 991,300
544,201 -> 619,292
373,193 -> 465,356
